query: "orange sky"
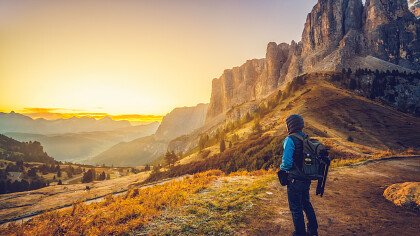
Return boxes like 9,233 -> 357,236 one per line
0,0 -> 316,119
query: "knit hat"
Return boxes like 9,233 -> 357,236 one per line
286,114 -> 304,134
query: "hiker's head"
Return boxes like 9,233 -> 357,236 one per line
286,114 -> 304,134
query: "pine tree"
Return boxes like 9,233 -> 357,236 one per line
164,151 -> 178,167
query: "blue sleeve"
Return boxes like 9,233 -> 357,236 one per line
280,136 -> 294,171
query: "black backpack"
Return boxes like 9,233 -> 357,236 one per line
290,133 -> 329,180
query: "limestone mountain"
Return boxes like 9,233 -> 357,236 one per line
206,0 -> 419,122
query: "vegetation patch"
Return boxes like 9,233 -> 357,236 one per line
146,134 -> 283,182
137,171 -> 274,235
383,182 -> 420,211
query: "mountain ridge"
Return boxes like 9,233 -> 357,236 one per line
206,0 -> 419,122
0,112 -> 133,134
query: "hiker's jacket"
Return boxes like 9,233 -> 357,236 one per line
280,131 -> 307,180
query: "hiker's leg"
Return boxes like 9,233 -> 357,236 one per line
287,180 -> 306,235
302,182 -> 318,234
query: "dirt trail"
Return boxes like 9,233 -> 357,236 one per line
244,157 -> 420,236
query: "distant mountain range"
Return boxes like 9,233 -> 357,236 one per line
5,123 -> 159,162
0,112 -> 132,134
1,104 -> 210,165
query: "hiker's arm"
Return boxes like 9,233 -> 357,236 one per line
280,137 -> 294,171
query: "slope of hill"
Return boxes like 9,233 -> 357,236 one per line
5,122 -> 159,162
0,112 -> 132,134
89,135 -> 168,166
91,104 -> 209,166
155,103 -> 208,141
0,134 -> 55,163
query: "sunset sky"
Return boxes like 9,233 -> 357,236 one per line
0,0 -> 317,121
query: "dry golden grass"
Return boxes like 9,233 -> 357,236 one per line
330,148 -> 417,168
1,170 -> 224,236
383,182 -> 420,210
137,170 -> 274,235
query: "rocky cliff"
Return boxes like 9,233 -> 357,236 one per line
206,44 -> 290,121
332,70 -> 420,115
206,0 -> 419,122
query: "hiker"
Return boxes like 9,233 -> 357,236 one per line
280,114 -> 318,236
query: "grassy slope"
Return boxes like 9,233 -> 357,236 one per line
90,135 -> 167,166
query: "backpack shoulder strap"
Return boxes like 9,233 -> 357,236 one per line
290,133 -> 307,141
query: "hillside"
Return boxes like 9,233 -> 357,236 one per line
5,122 -> 159,162
89,135 -> 168,166
0,134 -> 55,163
92,104 -> 208,166
155,103 -> 208,141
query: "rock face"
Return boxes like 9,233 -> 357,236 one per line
206,0 -> 419,122
335,71 -> 420,116
206,44 -> 290,121
364,0 -> 420,68
155,103 -> 208,141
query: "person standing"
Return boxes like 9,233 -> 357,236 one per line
280,114 -> 318,236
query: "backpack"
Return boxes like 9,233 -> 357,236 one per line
290,133 -> 329,180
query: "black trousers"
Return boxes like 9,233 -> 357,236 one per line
287,179 -> 318,235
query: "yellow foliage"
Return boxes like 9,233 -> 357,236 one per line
1,170 -> 224,236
